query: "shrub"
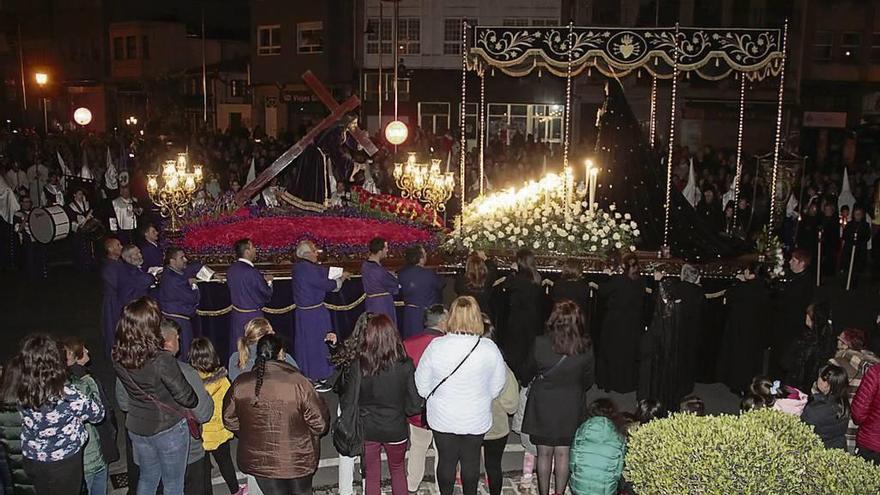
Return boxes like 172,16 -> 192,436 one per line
806,448 -> 880,494
624,410 -> 880,494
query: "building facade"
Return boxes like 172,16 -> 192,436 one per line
249,0 -> 356,138
359,0 -> 566,146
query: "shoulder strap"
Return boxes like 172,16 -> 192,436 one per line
426,338 -> 481,400
537,355 -> 568,381
117,366 -> 184,418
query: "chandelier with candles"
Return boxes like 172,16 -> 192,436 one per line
393,152 -> 455,221
146,152 -> 203,231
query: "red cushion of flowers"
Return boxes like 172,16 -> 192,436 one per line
182,215 -> 434,251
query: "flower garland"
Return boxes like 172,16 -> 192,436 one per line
755,225 -> 785,278
445,173 -> 638,257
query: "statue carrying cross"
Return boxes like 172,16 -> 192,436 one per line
234,71 -> 379,207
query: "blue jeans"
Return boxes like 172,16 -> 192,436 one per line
129,420 -> 190,495
85,465 -> 109,495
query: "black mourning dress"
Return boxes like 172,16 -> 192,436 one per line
638,280 -> 697,411
716,278 -> 770,392
597,273 -> 646,393
595,80 -> 736,261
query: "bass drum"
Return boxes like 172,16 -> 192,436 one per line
29,206 -> 71,244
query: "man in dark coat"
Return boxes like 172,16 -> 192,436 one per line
101,237 -> 124,357
770,249 -> 814,375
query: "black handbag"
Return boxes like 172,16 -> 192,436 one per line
332,362 -> 364,457
420,338 -> 481,429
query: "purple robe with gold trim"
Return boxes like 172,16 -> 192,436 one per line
292,259 -> 337,380
361,260 -> 399,326
226,260 -> 272,355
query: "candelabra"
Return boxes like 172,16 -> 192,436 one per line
146,152 -> 203,232
393,152 -> 455,222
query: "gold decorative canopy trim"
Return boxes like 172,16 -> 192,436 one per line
470,26 -> 785,81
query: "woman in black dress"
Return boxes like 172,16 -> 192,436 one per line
454,251 -> 498,317
597,253 -> 646,393
716,262 -> 770,393
521,300 -> 595,495
500,249 -> 546,379
550,259 -> 591,326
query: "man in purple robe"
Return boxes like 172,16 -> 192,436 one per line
117,244 -> 157,316
101,237 -> 123,357
398,245 -> 444,338
138,223 -> 163,272
156,247 -> 204,359
291,240 -> 348,386
226,238 -> 273,354
361,237 -> 400,325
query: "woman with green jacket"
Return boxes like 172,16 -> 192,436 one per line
569,399 -> 626,495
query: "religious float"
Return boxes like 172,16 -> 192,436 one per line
156,22 -> 795,358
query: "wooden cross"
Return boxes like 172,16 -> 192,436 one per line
234,71 -> 378,206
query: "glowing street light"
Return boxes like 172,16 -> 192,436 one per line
35,73 -> 49,133
385,120 -> 408,145
125,116 -> 138,126
74,107 -> 93,126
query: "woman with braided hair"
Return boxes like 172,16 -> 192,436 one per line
222,334 -> 330,494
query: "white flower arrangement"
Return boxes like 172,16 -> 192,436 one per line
446,172 -> 639,257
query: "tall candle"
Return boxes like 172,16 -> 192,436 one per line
589,167 -> 598,212
565,166 -> 573,225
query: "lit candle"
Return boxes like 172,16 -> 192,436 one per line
564,166 -> 573,225
589,167 -> 598,212
585,159 -> 593,191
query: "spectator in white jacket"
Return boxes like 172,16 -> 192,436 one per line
415,296 -> 506,495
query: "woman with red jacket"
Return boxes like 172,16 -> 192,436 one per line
852,362 -> 880,464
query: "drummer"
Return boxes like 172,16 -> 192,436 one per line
67,188 -> 96,271
13,196 -> 47,279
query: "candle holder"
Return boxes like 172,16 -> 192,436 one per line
146,152 -> 204,232
393,153 -> 455,223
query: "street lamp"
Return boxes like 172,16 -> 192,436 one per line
125,116 -> 138,126
34,72 -> 48,133
74,107 -> 93,126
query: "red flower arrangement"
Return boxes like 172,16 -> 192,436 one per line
182,212 -> 436,257
350,186 -> 444,228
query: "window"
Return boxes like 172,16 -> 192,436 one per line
142,36 -> 150,59
840,32 -> 860,62
531,19 -> 557,26
257,25 -> 281,55
444,18 -> 477,55
397,18 -> 420,54
872,33 -> 880,62
418,102 -> 450,134
813,31 -> 832,61
487,103 -> 563,145
113,37 -> 123,60
297,22 -> 324,54
366,18 -> 392,54
230,79 -> 247,98
502,19 -> 530,27
363,73 -> 410,101
126,36 -> 136,59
